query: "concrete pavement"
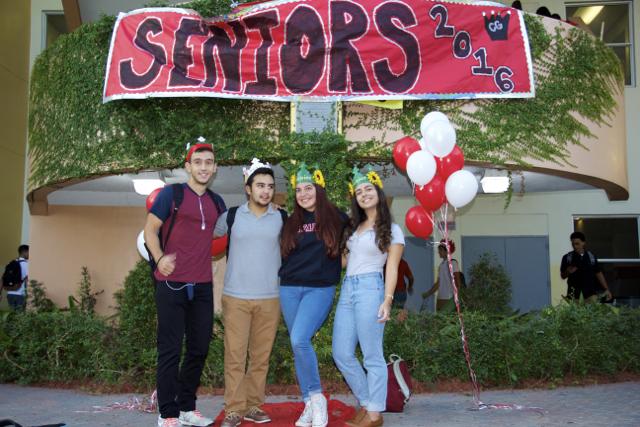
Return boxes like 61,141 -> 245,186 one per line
1,382 -> 639,426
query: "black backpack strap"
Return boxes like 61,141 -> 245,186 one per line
206,189 -> 226,216
225,207 -> 239,257
278,208 -> 287,225
161,183 -> 184,251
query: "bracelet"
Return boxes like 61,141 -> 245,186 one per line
385,294 -> 394,300
157,254 -> 165,264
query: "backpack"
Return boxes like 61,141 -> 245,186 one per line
2,259 -> 25,291
386,354 -> 412,412
449,259 -> 466,289
225,206 -> 287,257
145,183 -> 225,272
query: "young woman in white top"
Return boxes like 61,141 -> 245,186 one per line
332,167 -> 405,427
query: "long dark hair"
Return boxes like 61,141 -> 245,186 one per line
345,185 -> 392,253
281,184 -> 343,258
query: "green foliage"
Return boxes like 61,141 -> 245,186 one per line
106,260 -> 158,385
0,311 -> 108,383
1,278 -> 639,388
27,279 -> 57,313
69,266 -> 104,316
28,4 -> 623,202
383,304 -> 640,386
279,132 -> 351,210
460,253 -> 512,314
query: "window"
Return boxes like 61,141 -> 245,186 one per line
566,1 -> 635,86
42,12 -> 68,50
573,216 -> 640,303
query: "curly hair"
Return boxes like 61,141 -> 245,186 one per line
345,185 -> 392,253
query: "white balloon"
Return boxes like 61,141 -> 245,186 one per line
137,230 -> 150,261
420,111 -> 449,139
445,170 -> 478,208
424,120 -> 456,158
418,137 -> 427,150
406,150 -> 437,186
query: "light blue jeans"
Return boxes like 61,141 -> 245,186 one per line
332,273 -> 387,412
280,284 -> 336,402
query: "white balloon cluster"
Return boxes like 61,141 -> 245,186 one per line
406,111 -> 478,209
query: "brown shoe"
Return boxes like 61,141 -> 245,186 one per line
346,407 -> 367,425
244,406 -> 271,424
220,412 -> 242,427
352,413 -> 383,427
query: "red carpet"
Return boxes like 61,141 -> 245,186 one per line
212,397 -> 356,426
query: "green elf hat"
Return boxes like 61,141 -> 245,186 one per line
290,162 -> 326,188
349,165 -> 383,195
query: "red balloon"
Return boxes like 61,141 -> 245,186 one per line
436,145 -> 465,181
415,176 -> 446,212
392,137 -> 421,172
146,187 -> 163,211
405,206 -> 433,239
211,234 -> 228,257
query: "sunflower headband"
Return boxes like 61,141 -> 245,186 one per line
290,162 -> 325,188
348,166 -> 383,196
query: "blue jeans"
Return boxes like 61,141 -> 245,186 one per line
332,273 -> 387,412
280,284 -> 336,402
7,294 -> 26,312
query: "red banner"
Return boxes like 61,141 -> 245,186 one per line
103,0 -> 534,103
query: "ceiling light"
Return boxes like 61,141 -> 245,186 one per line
480,169 -> 509,193
132,179 -> 165,195
481,177 -> 509,193
579,6 -> 603,25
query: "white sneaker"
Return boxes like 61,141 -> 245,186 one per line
295,400 -> 313,427
157,415 -> 180,427
310,393 -> 328,427
178,410 -> 214,426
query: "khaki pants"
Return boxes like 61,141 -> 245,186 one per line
222,294 -> 280,414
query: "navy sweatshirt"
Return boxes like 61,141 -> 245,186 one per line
279,210 -> 348,287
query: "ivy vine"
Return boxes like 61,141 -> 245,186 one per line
29,1 -> 624,206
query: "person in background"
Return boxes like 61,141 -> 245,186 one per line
393,258 -> 414,322
561,232 -> 612,302
422,239 -> 462,311
4,245 -> 29,312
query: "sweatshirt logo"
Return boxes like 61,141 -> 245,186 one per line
298,222 -> 317,233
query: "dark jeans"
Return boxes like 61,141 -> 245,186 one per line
155,281 -> 214,418
7,294 -> 26,312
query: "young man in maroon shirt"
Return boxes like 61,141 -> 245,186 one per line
144,142 -> 225,427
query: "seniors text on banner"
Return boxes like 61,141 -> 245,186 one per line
103,0 -> 534,103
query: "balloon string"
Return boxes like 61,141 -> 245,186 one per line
439,206 -> 481,406
435,206 -> 543,413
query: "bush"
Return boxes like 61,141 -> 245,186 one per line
27,279 -> 56,313
0,310 -> 108,383
103,260 -> 158,385
2,259 -> 639,390
69,266 -> 104,316
460,253 -> 512,314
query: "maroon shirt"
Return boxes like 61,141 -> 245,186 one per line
150,184 -> 222,283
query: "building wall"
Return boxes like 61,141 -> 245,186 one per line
0,2 -> 30,267
28,204 -> 227,315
